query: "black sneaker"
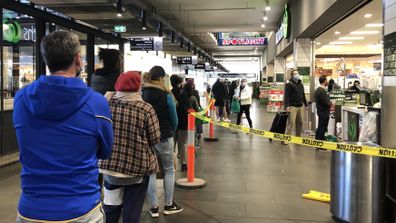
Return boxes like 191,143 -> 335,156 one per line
149,207 -> 159,218
164,202 -> 184,215
181,164 -> 187,172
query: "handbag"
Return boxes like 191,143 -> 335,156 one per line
231,99 -> 240,113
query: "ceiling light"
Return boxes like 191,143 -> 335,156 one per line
266,6 -> 271,11
142,26 -> 147,30
330,41 -> 353,45
117,13 -> 122,17
351,30 -> 379,35
365,23 -> 384,27
263,16 -> 268,21
261,24 -> 266,28
339,36 -> 365,40
316,42 -> 321,45
335,31 -> 341,35
364,13 -> 372,18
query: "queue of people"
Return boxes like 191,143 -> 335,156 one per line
13,30 -> 258,223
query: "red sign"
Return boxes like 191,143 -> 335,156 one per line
220,37 -> 268,46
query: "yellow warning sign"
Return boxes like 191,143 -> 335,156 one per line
192,100 -> 396,159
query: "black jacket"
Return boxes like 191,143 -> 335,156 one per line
175,88 -> 192,130
284,79 -> 308,108
314,87 -> 331,113
212,81 -> 227,101
142,87 -> 174,140
90,68 -> 119,95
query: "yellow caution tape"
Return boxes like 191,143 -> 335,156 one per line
191,112 -> 396,159
302,190 -> 330,203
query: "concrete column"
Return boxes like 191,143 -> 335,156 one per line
294,38 -> 316,130
274,57 -> 286,82
266,64 -> 275,80
382,0 -> 396,220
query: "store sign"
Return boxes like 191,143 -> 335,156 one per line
275,5 -> 290,45
3,19 -> 36,43
195,63 -> 205,69
177,57 -> 192,64
114,25 -> 126,33
219,37 -> 267,46
130,37 -> 163,51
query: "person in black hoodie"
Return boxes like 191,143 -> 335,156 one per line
314,76 -> 332,143
284,69 -> 308,144
90,48 -> 121,95
170,75 -> 192,171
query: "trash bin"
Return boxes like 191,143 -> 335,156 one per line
330,143 -> 385,223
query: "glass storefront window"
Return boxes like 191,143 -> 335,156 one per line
2,9 -> 36,110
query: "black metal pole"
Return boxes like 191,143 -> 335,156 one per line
35,18 -> 46,77
86,34 -> 95,86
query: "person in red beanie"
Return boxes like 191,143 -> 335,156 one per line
98,71 -> 161,223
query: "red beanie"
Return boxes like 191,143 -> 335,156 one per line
115,71 -> 141,92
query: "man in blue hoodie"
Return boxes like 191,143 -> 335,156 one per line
13,31 -> 114,223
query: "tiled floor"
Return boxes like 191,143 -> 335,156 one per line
0,102 -> 336,223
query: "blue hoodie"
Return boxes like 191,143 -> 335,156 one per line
13,75 -> 113,221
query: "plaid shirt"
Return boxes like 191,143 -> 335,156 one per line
99,97 -> 160,177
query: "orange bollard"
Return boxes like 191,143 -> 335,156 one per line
187,112 -> 195,182
175,110 -> 207,189
204,103 -> 219,142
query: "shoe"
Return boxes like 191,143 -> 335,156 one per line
149,207 -> 159,218
181,164 -> 187,172
197,134 -> 202,140
164,202 -> 184,215
282,141 -> 289,145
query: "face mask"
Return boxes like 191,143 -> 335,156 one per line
293,74 -> 300,81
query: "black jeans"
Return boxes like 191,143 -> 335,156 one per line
103,176 -> 149,223
315,111 -> 330,140
237,104 -> 253,128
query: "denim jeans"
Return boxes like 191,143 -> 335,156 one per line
16,204 -> 105,223
147,138 -> 175,207
175,129 -> 188,165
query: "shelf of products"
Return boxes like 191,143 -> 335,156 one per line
258,83 -> 271,105
267,88 -> 284,112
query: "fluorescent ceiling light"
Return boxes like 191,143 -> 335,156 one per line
364,13 -> 372,18
263,16 -> 268,21
316,42 -> 321,45
117,13 -> 122,17
365,23 -> 384,27
266,6 -> 271,11
351,30 -> 380,35
330,41 -> 353,45
339,36 -> 365,40
261,24 -> 266,28
335,31 -> 341,35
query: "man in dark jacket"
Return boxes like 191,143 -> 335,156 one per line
212,78 -> 227,120
13,31 -> 113,223
90,48 -> 121,95
284,69 -> 308,143
142,66 -> 183,218
314,75 -> 332,142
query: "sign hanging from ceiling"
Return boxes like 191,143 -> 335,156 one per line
177,57 -> 192,64
114,25 -> 126,33
216,32 -> 268,46
130,37 -> 163,51
275,4 -> 291,45
219,37 -> 268,46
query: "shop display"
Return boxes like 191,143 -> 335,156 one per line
267,88 -> 284,112
258,84 -> 271,104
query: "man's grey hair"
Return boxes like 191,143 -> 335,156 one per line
40,30 -> 81,73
